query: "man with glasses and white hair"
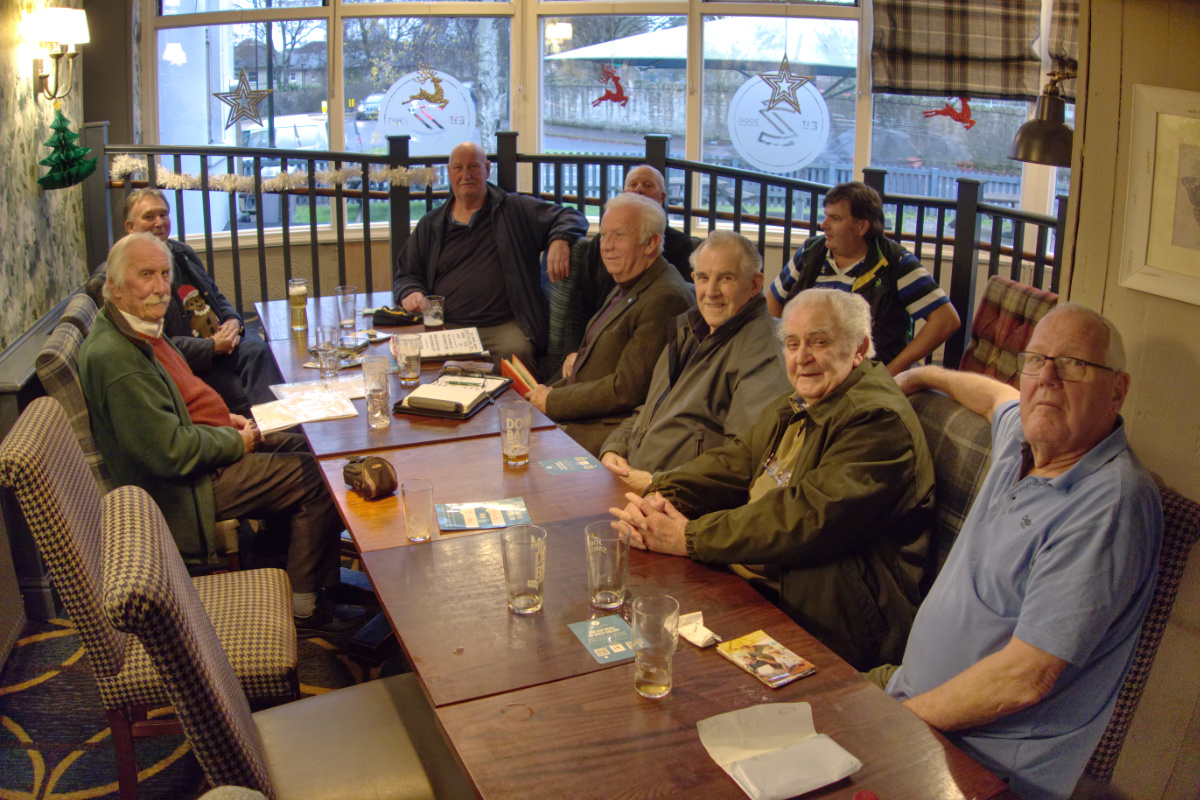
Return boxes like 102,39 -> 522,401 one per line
883,303 -> 1163,800
613,287 -> 935,670
527,192 -> 693,455
599,231 -> 789,491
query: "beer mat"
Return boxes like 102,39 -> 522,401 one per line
716,631 -> 816,688
539,455 -> 602,474
434,497 -> 531,530
568,615 -> 635,664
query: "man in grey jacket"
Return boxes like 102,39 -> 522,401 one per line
600,231 -> 789,491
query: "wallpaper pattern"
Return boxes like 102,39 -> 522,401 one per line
0,0 -> 89,352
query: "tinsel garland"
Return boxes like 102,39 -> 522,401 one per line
109,154 -> 439,193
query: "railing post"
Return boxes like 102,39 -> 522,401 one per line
644,135 -> 670,175
496,131 -> 518,193
1052,194 -> 1068,295
862,167 -> 887,197
81,121 -> 112,271
388,134 -> 411,276
945,178 -> 982,369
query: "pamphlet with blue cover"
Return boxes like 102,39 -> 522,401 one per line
435,497 -> 531,530
539,454 -> 602,474
568,615 -> 635,664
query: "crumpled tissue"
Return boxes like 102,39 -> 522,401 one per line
697,702 -> 862,800
679,611 -> 720,647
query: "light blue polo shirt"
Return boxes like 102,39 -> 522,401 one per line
887,401 -> 1162,800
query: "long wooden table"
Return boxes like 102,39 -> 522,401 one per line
361,513 -> 1010,800
319,429 -> 630,552
256,289 -> 395,342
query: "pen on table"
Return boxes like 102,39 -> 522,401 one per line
444,379 -> 485,387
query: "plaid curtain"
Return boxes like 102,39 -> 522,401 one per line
872,0 -> 1043,101
1048,0 -> 1079,102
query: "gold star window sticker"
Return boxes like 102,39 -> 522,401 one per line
758,55 -> 814,116
214,69 -> 273,130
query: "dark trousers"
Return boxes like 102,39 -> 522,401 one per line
210,432 -> 340,594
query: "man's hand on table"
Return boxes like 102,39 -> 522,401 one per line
546,239 -> 571,283
610,491 -> 689,556
527,384 -> 551,413
401,291 -> 426,313
601,452 -> 653,493
212,320 -> 241,355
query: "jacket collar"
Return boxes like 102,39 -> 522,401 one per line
101,301 -> 156,353
780,359 -> 875,425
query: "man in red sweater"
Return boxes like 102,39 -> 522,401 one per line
79,233 -> 363,638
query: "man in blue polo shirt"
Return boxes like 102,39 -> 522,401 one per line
886,303 -> 1163,800
767,181 -> 960,375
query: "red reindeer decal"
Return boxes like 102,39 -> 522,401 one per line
923,97 -> 976,130
592,64 -> 629,108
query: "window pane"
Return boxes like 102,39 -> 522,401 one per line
161,0 -> 322,16
157,22 -> 328,232
342,17 -> 510,158
701,16 -> 857,212
869,93 -> 1028,205
541,16 -> 686,158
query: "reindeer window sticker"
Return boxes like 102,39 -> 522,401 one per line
593,64 -> 629,108
924,97 -> 976,130
371,66 -> 477,154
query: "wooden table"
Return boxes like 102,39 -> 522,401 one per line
266,335 -> 554,458
323,430 -> 630,552
361,513 -> 1010,799
256,290 -> 394,342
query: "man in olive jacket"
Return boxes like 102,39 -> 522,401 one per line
614,288 -> 934,669
528,193 -> 694,455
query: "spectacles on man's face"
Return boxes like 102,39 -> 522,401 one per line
1016,352 -> 1116,382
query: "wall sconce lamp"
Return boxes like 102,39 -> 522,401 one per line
163,42 -> 187,67
31,8 -> 91,102
1009,71 -> 1075,168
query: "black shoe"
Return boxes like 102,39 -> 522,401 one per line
294,597 -> 369,640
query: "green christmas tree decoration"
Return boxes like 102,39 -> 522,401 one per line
37,109 -> 97,190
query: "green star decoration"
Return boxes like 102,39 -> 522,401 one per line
758,55 -> 814,116
214,69 -> 273,130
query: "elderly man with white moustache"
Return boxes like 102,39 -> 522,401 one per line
882,303 -> 1163,800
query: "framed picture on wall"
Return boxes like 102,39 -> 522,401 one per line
1120,84 -> 1200,305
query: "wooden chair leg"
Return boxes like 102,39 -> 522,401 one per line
106,708 -> 140,800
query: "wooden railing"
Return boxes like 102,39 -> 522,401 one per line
83,125 -> 1064,368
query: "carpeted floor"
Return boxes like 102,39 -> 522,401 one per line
0,613 -> 386,799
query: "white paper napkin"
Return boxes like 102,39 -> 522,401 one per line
697,703 -> 862,800
679,611 -> 720,647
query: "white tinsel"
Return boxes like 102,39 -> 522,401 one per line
261,172 -> 310,193
313,166 -> 363,186
110,154 -> 148,181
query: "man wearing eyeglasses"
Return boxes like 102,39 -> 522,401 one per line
883,303 -> 1163,800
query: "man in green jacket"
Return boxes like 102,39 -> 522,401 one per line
79,233 -> 363,639
614,288 -> 935,669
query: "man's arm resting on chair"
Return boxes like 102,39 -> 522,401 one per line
893,365 -> 1017,423
903,636 -> 1068,731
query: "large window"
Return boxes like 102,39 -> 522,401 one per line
146,0 -> 1064,231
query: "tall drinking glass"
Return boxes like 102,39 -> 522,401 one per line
393,334 -> 421,387
315,325 -> 339,379
335,285 -> 358,346
362,355 -> 391,429
501,525 -> 547,615
288,277 -> 308,331
632,594 -> 680,699
401,479 -> 434,543
585,521 -> 630,610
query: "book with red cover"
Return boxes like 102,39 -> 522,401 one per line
500,356 -> 536,398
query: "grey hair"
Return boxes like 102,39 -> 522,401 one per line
103,233 -> 172,301
603,192 -> 666,256
690,231 -> 762,280
779,288 -> 875,360
123,188 -> 169,223
1043,302 -> 1128,374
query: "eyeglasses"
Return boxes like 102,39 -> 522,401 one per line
1016,352 -> 1116,381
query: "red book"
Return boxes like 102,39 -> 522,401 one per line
500,357 -> 534,398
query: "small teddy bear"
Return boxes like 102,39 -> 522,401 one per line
178,285 -> 220,339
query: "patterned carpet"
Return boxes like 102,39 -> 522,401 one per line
0,613 -> 383,799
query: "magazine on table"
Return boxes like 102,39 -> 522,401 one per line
716,630 -> 817,688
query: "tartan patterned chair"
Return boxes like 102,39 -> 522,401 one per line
1084,483 -> 1200,784
101,484 -> 474,800
541,234 -> 591,380
958,275 -> 1059,387
0,397 -> 298,800
59,292 -> 99,336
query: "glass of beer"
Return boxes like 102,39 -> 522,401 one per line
422,295 -> 445,328
288,277 -> 308,331
392,334 -> 421,387
632,594 -> 680,699
498,399 -> 531,467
